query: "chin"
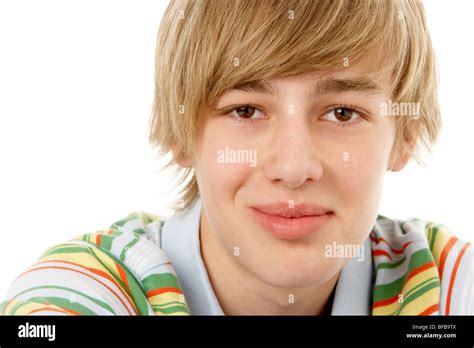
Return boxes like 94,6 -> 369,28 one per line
249,253 -> 343,288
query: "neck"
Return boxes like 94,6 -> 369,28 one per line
199,210 -> 340,315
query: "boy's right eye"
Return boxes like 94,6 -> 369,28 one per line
234,105 -> 258,119
225,104 -> 267,123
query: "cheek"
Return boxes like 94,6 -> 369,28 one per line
195,122 -> 253,203
336,143 -> 387,195
327,129 -> 394,229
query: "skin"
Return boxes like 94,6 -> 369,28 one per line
174,66 -> 410,315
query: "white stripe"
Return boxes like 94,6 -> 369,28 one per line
449,245 -> 473,314
125,239 -> 175,279
110,232 -> 137,260
144,220 -> 163,247
120,219 -> 144,234
8,269 -> 130,315
439,239 -> 464,314
30,311 -> 70,316
140,263 -> 176,280
8,261 -> 137,315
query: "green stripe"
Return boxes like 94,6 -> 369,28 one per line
402,276 -> 439,301
391,278 -> 440,315
133,228 -> 146,235
127,274 -> 152,315
0,300 -> 9,314
109,215 -> 135,229
152,304 -> 190,314
11,285 -> 116,314
99,234 -> 114,251
0,300 -> 6,314
373,249 -> 434,302
41,245 -> 91,257
73,230 -> 121,251
87,247 -> 150,315
428,224 -> 440,252
120,237 -> 140,260
10,296 -> 97,315
24,296 -> 97,315
142,273 -> 182,291
152,300 -> 186,308
376,255 -> 407,270
9,300 -> 29,315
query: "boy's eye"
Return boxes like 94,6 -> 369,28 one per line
322,107 -> 362,125
235,105 -> 258,119
229,105 -> 266,121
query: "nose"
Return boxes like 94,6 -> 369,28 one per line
263,114 -> 323,189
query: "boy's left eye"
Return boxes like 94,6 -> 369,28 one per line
322,107 -> 361,124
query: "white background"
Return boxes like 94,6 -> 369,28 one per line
0,0 -> 472,299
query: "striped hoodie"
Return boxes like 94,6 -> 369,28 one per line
1,198 -> 472,315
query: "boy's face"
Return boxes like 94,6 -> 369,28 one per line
191,68 -> 403,288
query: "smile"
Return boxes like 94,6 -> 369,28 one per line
249,202 -> 333,240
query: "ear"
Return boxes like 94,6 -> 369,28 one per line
171,144 -> 192,168
387,141 -> 413,172
388,151 -> 410,172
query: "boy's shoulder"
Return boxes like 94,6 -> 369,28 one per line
73,210 -> 166,252
373,214 -> 472,264
371,215 -> 473,315
1,211 -> 189,315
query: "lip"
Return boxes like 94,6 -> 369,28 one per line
250,202 -> 333,240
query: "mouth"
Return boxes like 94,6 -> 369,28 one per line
249,202 -> 333,240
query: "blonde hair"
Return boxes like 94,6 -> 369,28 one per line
149,0 -> 441,212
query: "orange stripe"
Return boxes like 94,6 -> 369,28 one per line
439,237 -> 458,280
116,261 -> 129,290
445,243 -> 471,315
31,259 -> 138,315
370,235 -> 412,254
96,233 -> 102,246
2,299 -> 13,315
373,249 -> 393,260
29,306 -> 80,315
373,294 -> 399,308
419,303 -> 439,316
19,265 -> 136,315
405,261 -> 435,284
147,287 -> 183,298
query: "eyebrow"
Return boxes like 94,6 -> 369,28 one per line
231,77 -> 383,98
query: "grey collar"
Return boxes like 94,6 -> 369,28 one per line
161,196 -> 372,315
330,236 -> 372,315
161,196 -> 223,315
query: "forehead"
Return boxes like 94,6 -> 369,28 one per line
228,67 -> 391,99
